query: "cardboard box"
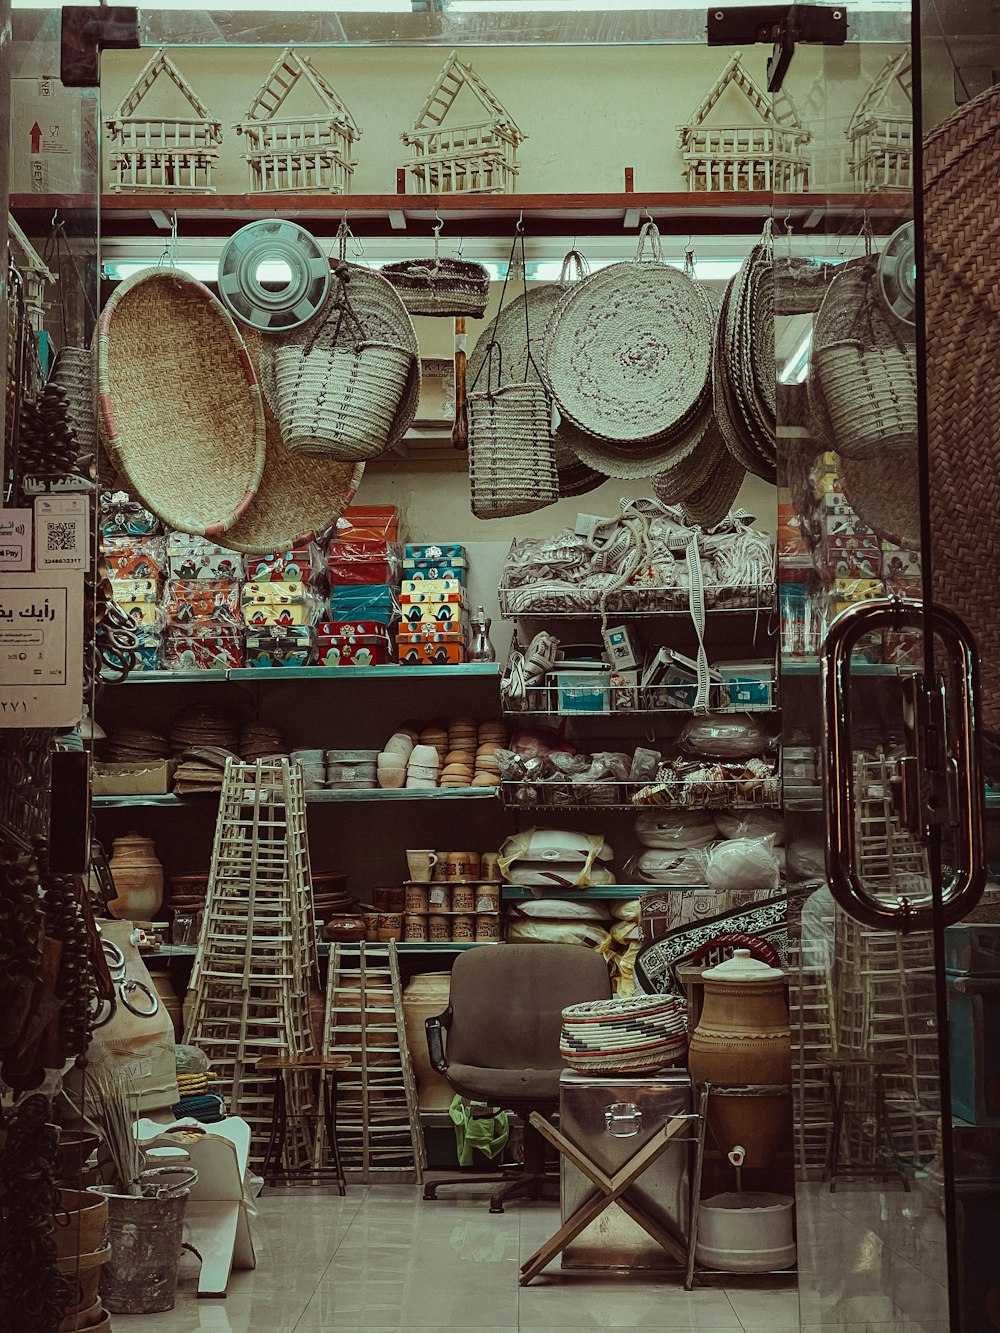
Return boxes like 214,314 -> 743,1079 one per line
405,543 -> 466,562
396,640 -> 466,665
245,626 -> 314,668
11,78 -> 98,195
92,759 -> 175,796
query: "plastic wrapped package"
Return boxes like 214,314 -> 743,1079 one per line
243,542 -> 324,585
499,828 -> 615,890
335,505 -> 400,543
102,535 -> 167,583
245,625 -> 314,668
714,809 -> 786,845
786,839 -> 826,882
329,584 -> 400,625
162,579 -> 242,627
610,898 -> 642,921
167,534 -> 244,581
163,626 -> 244,671
635,808 -> 718,849
317,621 -> 392,667
678,713 -> 772,760
509,898 -> 612,921
241,581 -> 322,627
327,541 -> 402,587
633,847 -> 710,885
100,491 -> 160,538
629,748 -> 662,783
704,836 -> 781,892
506,919 -> 611,948
112,578 -> 163,629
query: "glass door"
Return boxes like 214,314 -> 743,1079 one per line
775,7 -> 995,1331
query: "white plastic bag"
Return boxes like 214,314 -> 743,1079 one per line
714,809 -> 786,845
705,836 -> 781,892
634,847 -> 710,885
634,808 -> 717,849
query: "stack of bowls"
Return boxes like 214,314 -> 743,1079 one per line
325,749 -> 379,790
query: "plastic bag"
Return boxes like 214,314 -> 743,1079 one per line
506,919 -> 611,948
498,828 -> 614,890
634,847 -> 710,885
714,809 -> 786,845
704,835 -> 781,892
512,898 -> 612,921
678,713 -> 771,760
635,808 -> 718,849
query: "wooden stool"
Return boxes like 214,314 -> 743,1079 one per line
519,1110 -> 694,1285
255,1054 -> 352,1195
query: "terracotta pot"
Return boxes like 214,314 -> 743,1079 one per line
66,1260 -> 102,1315
53,1189 -> 108,1258
55,1131 -> 101,1185
108,832 -> 163,920
323,915 -> 368,942
59,1296 -> 104,1332
687,950 -> 791,1169
148,969 -> 183,1041
402,972 -> 454,1110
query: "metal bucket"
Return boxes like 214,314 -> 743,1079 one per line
89,1170 -> 195,1314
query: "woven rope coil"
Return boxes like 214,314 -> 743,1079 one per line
560,994 -> 687,1074
97,267 -> 266,537
382,256 -> 490,318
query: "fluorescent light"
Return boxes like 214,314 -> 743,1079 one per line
14,0 -> 413,8
779,329 -> 812,385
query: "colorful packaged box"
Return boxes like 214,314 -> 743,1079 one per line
404,543 -> 466,563
552,670 -> 611,714
105,631 -> 161,674
402,557 -> 467,583
245,626 -> 314,668
400,601 -> 467,627
400,579 -> 465,603
163,627 -> 244,671
116,600 -> 161,627
163,579 -> 241,626
242,581 -> 314,607
327,541 -> 401,586
396,637 -> 466,666
397,622 -> 467,645
102,536 -> 168,583
112,577 -> 160,605
100,494 -> 160,538
167,534 -> 243,581
329,585 -> 399,625
715,660 -> 775,711
317,621 -> 392,668
243,542 -> 323,585
820,533 -> 882,580
609,668 -> 640,712
336,505 -> 400,543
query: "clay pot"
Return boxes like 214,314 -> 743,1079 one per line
324,915 -> 368,943
108,832 -> 163,921
53,1189 -> 109,1258
148,969 -> 184,1041
59,1296 -> 104,1332
687,950 -> 791,1169
402,972 -> 454,1110
55,1131 -> 101,1185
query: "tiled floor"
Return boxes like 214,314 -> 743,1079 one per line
111,1183 -> 802,1332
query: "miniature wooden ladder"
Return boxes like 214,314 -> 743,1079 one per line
252,53 -> 300,119
187,757 -> 319,1170
320,941 -> 425,1183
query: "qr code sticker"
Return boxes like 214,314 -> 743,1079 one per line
45,521 -> 78,552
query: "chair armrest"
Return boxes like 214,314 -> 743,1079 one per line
425,1007 -> 452,1074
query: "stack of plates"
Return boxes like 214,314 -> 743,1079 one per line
325,748 -> 380,790
167,874 -> 209,913
312,870 -> 353,922
102,728 -> 171,763
560,994 -> 688,1074
291,747 -> 326,791
170,706 -> 241,756
714,233 -> 775,484
240,724 -> 286,762
172,746 -> 236,795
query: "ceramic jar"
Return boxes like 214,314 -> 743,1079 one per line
108,832 -> 163,921
402,973 -> 453,1110
687,949 -> 791,1169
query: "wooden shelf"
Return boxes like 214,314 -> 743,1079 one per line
11,191 -> 913,239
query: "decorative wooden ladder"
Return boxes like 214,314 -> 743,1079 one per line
187,757 -> 318,1169
321,941 -> 425,1183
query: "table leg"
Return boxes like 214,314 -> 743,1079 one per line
323,1072 -> 347,1197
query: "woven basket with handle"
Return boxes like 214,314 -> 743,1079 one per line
468,383 -> 558,519
272,269 -> 413,461
382,234 -> 490,318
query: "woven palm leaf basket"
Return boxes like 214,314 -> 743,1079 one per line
97,267 -> 266,537
924,83 -> 1000,765
468,382 -> 559,519
813,259 -> 917,461
382,254 -> 490,319
271,268 -> 413,461
560,994 -> 687,1074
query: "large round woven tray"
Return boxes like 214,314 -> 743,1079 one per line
543,259 -> 713,446
97,268 -> 266,537
259,263 -> 420,453
924,85 -> 1000,752
468,283 -> 604,497
216,326 -> 364,555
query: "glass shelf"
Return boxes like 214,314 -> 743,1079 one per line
92,787 -> 501,809
103,664 -> 500,685
145,941 -> 495,960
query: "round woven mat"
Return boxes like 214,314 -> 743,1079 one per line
564,398 -> 711,480
216,326 -> 364,555
543,261 -> 713,445
468,283 -> 605,497
924,84 -> 1000,742
839,447 -> 920,550
259,263 -> 420,451
680,436 -> 746,530
98,268 -> 266,536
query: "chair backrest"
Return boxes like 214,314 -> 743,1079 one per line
445,944 -> 612,1070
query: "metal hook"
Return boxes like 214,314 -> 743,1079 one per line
434,209 -> 444,233
516,210 -> 524,234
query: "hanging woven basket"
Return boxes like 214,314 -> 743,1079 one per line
272,270 -> 413,461
468,382 -> 558,520
382,255 -> 490,319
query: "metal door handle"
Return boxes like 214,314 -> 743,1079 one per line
821,597 -> 986,932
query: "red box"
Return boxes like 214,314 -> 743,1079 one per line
317,620 -> 392,667
336,506 -> 400,543
327,541 -> 400,586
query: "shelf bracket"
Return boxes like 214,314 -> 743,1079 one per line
706,5 -> 847,93
61,6 -> 140,88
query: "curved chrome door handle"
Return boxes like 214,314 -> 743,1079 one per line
822,597 -> 986,932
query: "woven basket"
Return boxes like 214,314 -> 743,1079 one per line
560,994 -> 687,1075
97,267 -> 266,537
382,256 -> 489,318
814,259 -> 917,461
468,383 -> 559,520
273,337 -> 412,460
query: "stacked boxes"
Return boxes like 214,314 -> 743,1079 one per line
319,505 -> 402,668
243,542 -> 324,667
162,534 -> 245,670
100,496 -> 166,671
397,544 -> 469,665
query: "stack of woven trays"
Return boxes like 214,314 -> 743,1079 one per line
560,994 -> 687,1074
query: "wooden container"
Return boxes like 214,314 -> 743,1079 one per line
108,832 -> 164,920
686,949 -> 791,1169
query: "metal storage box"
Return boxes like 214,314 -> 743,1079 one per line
559,1069 -> 691,1271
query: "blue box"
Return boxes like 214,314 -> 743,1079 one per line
552,670 -> 610,714
404,543 -> 466,562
